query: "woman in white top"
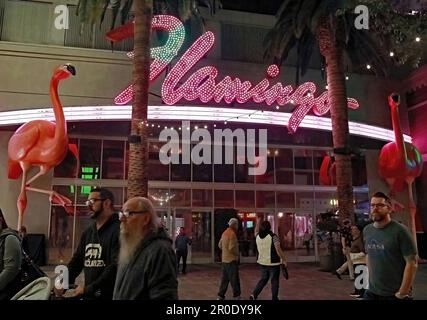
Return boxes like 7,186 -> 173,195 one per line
250,219 -> 287,300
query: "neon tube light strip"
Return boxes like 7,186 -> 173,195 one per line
0,105 -> 411,143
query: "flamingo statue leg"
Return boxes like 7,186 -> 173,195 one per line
17,163 -> 30,231
25,187 -> 73,213
25,165 -> 50,186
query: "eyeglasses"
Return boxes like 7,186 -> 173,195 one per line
85,198 -> 106,206
370,203 -> 389,209
119,211 -> 147,219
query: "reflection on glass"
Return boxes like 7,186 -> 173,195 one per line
254,150 -> 274,184
48,206 -> 73,264
277,192 -> 295,208
171,163 -> 191,181
149,189 -> 171,207
79,139 -> 101,180
214,190 -> 234,207
170,189 -> 191,207
192,189 -> 212,207
256,191 -> 275,208
102,140 -> 125,179
236,190 -> 255,208
191,211 -> 212,259
237,212 -> 257,257
275,148 -> 293,184
148,142 -> 169,181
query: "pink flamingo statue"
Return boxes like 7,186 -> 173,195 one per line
319,155 -> 336,186
378,93 -> 423,247
8,64 -> 77,231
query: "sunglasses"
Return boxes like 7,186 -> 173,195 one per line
85,198 -> 106,206
119,211 -> 147,219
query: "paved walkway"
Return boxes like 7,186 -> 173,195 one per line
43,262 -> 427,300
176,262 -> 427,300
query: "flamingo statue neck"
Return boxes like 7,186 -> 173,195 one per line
50,73 -> 67,142
390,102 -> 406,161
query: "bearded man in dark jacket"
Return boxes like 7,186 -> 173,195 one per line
113,197 -> 177,300
54,188 -> 120,300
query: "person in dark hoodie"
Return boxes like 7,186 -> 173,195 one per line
54,188 -> 120,300
250,218 -> 287,300
113,197 -> 177,300
0,209 -> 23,300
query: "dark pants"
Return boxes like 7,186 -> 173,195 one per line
362,290 -> 400,300
252,265 -> 281,300
176,249 -> 188,273
218,261 -> 241,298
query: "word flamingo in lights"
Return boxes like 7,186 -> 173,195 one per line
8,64 -> 77,230
378,93 -> 423,244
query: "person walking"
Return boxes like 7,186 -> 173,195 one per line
217,218 -> 241,300
250,219 -> 287,300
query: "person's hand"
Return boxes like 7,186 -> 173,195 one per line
395,292 -> 410,300
54,287 -> 65,297
73,285 -> 85,297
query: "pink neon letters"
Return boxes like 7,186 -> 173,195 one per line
114,15 -> 359,133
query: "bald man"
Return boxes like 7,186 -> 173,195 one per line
113,197 -> 178,300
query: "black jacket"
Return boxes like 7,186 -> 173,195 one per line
113,228 -> 178,300
68,213 -> 120,299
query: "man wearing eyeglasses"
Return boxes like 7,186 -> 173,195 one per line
362,192 -> 418,300
113,197 -> 177,300
54,188 -> 120,300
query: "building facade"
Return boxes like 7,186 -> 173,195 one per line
0,0 -> 425,264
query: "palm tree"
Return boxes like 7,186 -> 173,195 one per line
76,0 -> 220,198
264,0 -> 426,223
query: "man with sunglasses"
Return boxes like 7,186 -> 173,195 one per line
362,192 -> 418,300
55,188 -> 120,300
113,197 -> 177,300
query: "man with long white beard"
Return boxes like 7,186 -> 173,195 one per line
113,197 -> 177,300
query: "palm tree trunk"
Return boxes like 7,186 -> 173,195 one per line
319,23 -> 354,223
128,0 -> 153,198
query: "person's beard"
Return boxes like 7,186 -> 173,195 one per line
90,208 -> 102,219
118,226 -> 143,265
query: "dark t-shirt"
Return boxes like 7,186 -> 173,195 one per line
363,220 -> 417,296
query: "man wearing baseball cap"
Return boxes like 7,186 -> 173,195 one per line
217,218 -> 241,300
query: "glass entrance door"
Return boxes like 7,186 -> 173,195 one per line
174,209 -> 213,263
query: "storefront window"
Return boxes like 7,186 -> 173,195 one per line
171,163 -> 191,181
256,191 -> 275,208
54,138 -> 79,178
313,150 -> 328,185
148,141 -> 170,181
192,143 -> 213,182
149,188 -> 172,208
192,189 -> 213,207
294,149 -> 313,185
275,148 -> 293,184
214,190 -> 234,207
276,192 -> 295,208
48,205 -> 73,263
170,189 -> 191,207
102,140 -> 125,179
236,190 -> 255,208
79,139 -> 102,181
254,149 -> 274,184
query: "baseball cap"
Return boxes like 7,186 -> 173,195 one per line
228,218 -> 238,226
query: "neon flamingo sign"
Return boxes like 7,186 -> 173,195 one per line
109,15 -> 359,133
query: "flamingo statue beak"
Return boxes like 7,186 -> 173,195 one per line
66,64 -> 76,76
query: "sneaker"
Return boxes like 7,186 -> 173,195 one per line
217,296 -> 225,300
334,271 -> 342,280
350,292 -> 360,298
249,294 -> 256,300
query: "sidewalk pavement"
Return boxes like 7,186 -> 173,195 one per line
45,262 -> 427,300
177,262 -> 427,300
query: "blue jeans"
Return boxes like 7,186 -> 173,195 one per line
252,265 -> 281,300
